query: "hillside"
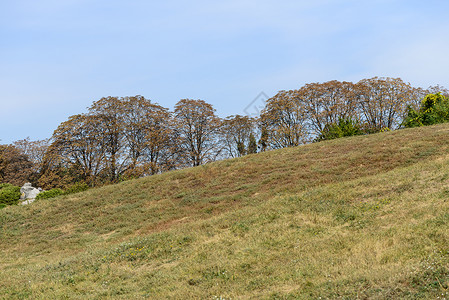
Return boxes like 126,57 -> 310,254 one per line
1,124 -> 449,299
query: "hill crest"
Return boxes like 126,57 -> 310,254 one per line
1,124 -> 449,298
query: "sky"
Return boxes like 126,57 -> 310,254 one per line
1,0 -> 449,144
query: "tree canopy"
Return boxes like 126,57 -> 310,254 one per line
1,77 -> 447,190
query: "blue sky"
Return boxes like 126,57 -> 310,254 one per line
1,0 -> 449,144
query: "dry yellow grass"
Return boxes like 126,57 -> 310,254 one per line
1,124 -> 449,299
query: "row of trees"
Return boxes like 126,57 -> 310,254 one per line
1,77 -> 447,189
34,97 -> 260,188
260,77 -> 446,148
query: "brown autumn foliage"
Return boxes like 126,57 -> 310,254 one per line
220,115 -> 257,158
13,138 -> 50,174
2,77 -> 447,189
88,96 -> 127,182
355,77 -> 421,131
260,77 -> 434,147
48,114 -> 106,186
260,90 -> 310,149
173,99 -> 222,167
10,137 -> 51,185
39,96 -> 183,187
298,80 -> 358,134
0,144 -> 34,186
121,96 -> 175,177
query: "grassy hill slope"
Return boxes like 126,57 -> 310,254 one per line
1,124 -> 449,299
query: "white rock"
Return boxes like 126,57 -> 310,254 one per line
19,183 -> 40,205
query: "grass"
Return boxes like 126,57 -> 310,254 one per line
1,124 -> 449,299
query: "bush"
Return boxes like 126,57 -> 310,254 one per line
64,182 -> 89,195
36,188 -> 64,200
318,117 -> 363,141
403,93 -> 449,128
0,185 -> 21,206
0,183 -> 12,189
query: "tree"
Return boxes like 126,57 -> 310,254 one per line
355,77 -> 418,131
0,145 -> 33,186
247,133 -> 258,154
298,80 -> 358,135
121,96 -> 174,177
13,137 -> 50,182
88,97 -> 127,182
260,90 -> 310,149
427,85 -> 449,97
403,93 -> 449,128
43,95 -> 183,186
258,123 -> 269,152
48,114 -> 107,186
220,115 -> 257,158
173,99 -> 222,167
260,78 -> 426,142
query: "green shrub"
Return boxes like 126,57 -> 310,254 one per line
64,182 -> 89,195
36,188 -> 64,200
403,93 -> 449,128
0,185 -> 21,206
318,117 -> 363,141
0,183 -> 13,190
